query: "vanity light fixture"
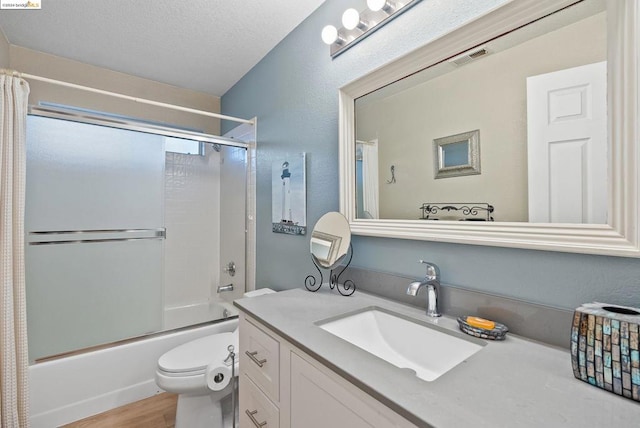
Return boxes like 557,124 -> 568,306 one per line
322,0 -> 422,58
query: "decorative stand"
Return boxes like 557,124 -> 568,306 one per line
305,244 -> 356,296
419,203 -> 494,221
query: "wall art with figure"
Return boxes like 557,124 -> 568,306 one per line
272,153 -> 306,235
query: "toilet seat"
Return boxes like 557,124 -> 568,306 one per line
158,331 -> 238,376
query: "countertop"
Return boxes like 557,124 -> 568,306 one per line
234,288 -> 640,427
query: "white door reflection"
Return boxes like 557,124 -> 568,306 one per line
527,61 -> 607,224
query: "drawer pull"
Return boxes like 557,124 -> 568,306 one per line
245,350 -> 267,367
246,409 -> 267,427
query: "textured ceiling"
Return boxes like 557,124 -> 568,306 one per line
0,0 -> 325,96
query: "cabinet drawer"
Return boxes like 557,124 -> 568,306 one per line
240,316 -> 280,402
240,373 -> 280,428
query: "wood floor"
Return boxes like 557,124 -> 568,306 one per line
62,393 -> 177,428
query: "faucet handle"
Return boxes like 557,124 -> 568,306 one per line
418,260 -> 439,281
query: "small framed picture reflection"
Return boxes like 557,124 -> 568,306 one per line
433,129 -> 480,179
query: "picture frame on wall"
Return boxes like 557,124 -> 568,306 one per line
272,153 -> 307,235
433,129 -> 481,179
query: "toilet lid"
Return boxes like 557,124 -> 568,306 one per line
158,332 -> 238,374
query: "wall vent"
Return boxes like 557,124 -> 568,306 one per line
449,47 -> 490,67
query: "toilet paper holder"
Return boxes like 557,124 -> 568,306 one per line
225,345 -> 237,428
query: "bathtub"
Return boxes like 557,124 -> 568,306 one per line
29,315 -> 239,427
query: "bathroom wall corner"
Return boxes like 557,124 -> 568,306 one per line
0,28 -> 9,68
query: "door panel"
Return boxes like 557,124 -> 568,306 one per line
25,115 -> 165,361
290,352 -> 401,428
527,61 -> 607,224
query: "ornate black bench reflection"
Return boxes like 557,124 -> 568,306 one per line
419,203 -> 494,221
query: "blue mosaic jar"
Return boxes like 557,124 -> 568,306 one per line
570,302 -> 640,401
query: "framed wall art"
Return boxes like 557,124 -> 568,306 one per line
272,153 -> 307,235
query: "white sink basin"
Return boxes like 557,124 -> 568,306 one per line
318,308 -> 484,381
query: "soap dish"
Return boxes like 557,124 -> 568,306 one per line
457,316 -> 509,340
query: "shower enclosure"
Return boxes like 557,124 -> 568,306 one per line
24,106 -> 250,363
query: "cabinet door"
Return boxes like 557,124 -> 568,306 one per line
290,352 -> 415,428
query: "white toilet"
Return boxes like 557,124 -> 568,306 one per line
155,329 -> 239,428
155,289 -> 275,427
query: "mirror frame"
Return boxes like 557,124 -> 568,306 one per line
339,0 -> 640,257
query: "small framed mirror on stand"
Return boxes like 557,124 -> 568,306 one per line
305,212 -> 355,296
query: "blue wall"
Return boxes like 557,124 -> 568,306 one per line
222,0 -> 640,310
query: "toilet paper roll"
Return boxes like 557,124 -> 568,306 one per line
205,363 -> 232,391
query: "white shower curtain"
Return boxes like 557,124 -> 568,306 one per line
359,140 -> 380,219
0,72 -> 31,428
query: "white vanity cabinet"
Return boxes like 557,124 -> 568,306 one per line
239,313 -> 418,428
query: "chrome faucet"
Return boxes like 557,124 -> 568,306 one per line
407,260 -> 441,317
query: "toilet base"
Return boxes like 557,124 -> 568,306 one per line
175,388 -> 232,428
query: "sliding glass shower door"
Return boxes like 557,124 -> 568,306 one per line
25,115 -> 166,361
24,110 -> 248,362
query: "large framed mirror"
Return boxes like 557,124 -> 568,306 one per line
339,0 -> 640,257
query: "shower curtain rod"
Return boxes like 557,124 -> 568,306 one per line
0,69 -> 254,125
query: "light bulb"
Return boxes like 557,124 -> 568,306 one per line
342,8 -> 360,30
368,0 -> 395,13
321,25 -> 338,45
367,0 -> 386,11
